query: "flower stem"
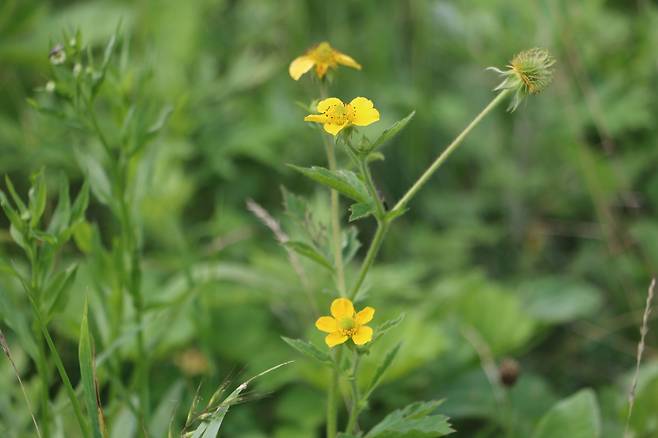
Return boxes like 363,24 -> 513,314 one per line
391,89 -> 510,214
325,138 -> 347,295
326,349 -> 342,438
349,220 -> 389,300
345,350 -> 362,434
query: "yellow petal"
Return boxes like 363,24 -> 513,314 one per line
355,307 -> 375,325
304,114 -> 327,123
323,122 -> 347,136
317,97 -> 344,113
349,97 -> 380,126
330,298 -> 355,319
325,332 -> 348,348
315,316 -> 338,333
289,56 -> 315,80
351,326 -> 373,345
335,52 -> 361,70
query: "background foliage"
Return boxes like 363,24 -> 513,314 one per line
1,0 -> 657,437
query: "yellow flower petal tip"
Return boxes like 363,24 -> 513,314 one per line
304,96 -> 380,136
289,41 -> 361,81
316,298 -> 375,348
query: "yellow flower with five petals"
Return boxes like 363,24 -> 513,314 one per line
304,97 -> 380,136
289,42 -> 361,80
316,298 -> 375,348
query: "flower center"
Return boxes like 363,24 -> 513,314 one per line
313,42 -> 335,63
338,317 -> 358,336
324,104 -> 349,125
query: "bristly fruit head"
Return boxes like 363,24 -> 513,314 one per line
488,48 -> 555,112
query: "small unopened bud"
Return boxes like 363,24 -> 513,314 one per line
49,44 -> 66,65
45,81 -> 56,93
488,48 -> 555,112
73,63 -> 82,77
498,358 -> 520,388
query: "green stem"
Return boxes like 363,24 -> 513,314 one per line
391,89 -> 510,214
33,329 -> 51,438
29,298 -> 90,437
326,349 -> 342,438
349,220 -> 389,300
359,159 -> 385,220
325,138 -> 347,295
345,350 -> 362,434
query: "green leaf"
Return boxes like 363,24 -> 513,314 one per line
532,389 -> 601,438
520,277 -> 602,324
4,175 -> 28,217
44,264 -> 78,320
284,241 -> 334,272
366,342 -> 402,397
281,337 -> 332,364
288,165 -> 371,204
28,169 -> 47,228
47,173 -> 71,235
342,226 -> 361,265
92,31 -> 118,97
70,181 -> 90,226
350,202 -> 375,222
370,111 -> 415,151
365,400 -> 454,438
281,186 -> 308,223
79,300 -> 103,438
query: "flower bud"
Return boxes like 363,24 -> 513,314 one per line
489,48 -> 555,112
49,44 -> 67,65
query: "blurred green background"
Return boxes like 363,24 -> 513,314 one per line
1,0 -> 658,436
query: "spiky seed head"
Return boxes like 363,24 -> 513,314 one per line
488,48 -> 555,112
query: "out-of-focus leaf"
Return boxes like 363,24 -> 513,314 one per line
284,241 -> 333,272
28,169 -> 47,228
531,389 -> 601,438
281,337 -> 332,365
519,277 -> 602,324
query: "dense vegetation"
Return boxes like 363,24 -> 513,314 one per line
1,1 -> 657,437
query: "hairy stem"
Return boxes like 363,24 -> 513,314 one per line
392,89 -> 510,214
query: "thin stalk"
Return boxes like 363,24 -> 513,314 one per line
359,159 -> 385,219
33,330 -> 51,437
345,351 -> 362,434
391,89 -> 510,214
349,220 -> 389,300
325,138 -> 347,295
326,349 -> 342,438
28,297 -> 90,437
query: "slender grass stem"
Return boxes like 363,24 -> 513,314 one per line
28,296 -> 90,437
391,89 -> 510,214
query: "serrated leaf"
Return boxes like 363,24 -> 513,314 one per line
281,337 -> 332,364
531,389 -> 601,438
370,111 -> 415,151
350,202 -> 375,222
284,241 -> 334,272
79,301 -> 104,438
288,165 -> 371,204
366,400 -> 454,438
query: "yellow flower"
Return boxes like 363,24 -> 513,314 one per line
289,42 -> 361,80
316,298 -> 375,348
304,97 -> 380,136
